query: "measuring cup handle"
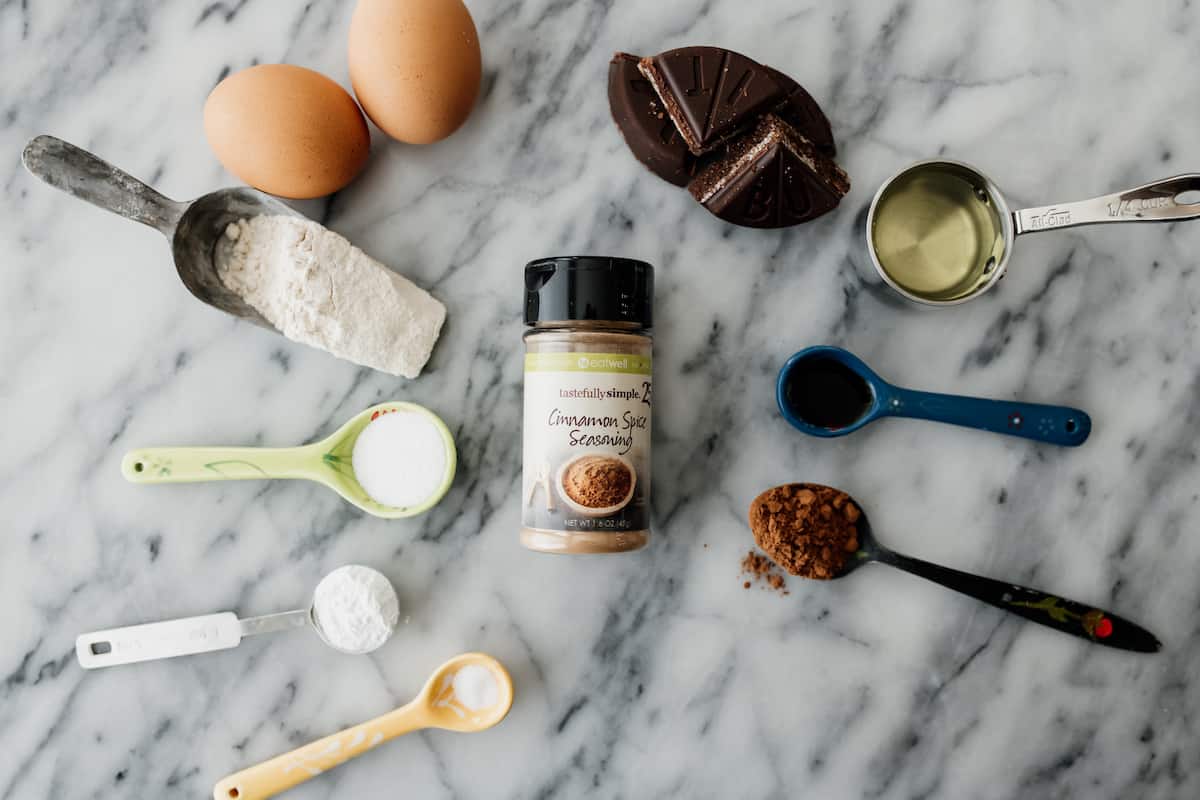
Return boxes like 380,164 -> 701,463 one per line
1014,174 -> 1200,234
883,387 -> 1091,447
21,135 -> 185,236
76,612 -> 242,668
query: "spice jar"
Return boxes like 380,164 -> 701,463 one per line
522,256 -> 653,554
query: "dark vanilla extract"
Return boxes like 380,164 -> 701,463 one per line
784,357 -> 872,429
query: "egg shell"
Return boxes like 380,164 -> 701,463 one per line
348,0 -> 482,145
204,64 -> 370,199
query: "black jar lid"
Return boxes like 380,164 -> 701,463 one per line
524,256 -> 653,328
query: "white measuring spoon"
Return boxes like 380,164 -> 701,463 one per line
76,566 -> 398,669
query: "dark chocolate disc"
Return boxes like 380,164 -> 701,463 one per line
607,44 -> 849,228
608,53 -> 700,187
639,46 -> 784,155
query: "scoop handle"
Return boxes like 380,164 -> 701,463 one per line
121,446 -> 319,483
212,702 -> 426,800
1014,174 -> 1200,234
881,386 -> 1090,447
878,550 -> 1160,653
76,612 -> 241,668
21,135 -> 185,236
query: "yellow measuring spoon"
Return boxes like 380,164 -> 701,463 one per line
212,653 -> 514,800
122,402 -> 456,519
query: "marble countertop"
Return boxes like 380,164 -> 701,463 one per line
3,2 -> 1199,798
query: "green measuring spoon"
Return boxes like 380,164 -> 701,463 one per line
122,402 -> 456,519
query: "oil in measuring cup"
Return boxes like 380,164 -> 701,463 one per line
869,163 -> 1007,302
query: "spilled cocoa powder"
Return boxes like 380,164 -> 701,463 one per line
741,550 -> 789,594
563,455 -> 632,508
748,483 -> 861,579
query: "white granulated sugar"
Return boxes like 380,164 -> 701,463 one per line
352,411 -> 449,508
311,565 -> 399,655
219,216 -> 446,379
452,664 -> 500,711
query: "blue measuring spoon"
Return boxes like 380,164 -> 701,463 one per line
776,346 -> 1091,446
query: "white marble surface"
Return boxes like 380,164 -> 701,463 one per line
2,1 -> 1199,798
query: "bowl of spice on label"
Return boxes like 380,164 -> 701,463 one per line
555,452 -> 637,517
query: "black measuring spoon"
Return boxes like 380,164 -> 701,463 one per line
750,484 -> 1160,652
777,346 -> 1090,446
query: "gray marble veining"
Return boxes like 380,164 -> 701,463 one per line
2,1 -> 1199,798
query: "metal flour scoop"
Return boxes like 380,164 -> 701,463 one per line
21,135 -> 300,329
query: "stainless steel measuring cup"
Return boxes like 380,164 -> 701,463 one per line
21,135 -> 300,328
866,159 -> 1200,306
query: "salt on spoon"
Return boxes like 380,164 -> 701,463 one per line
76,565 -> 400,668
451,663 -> 503,711
351,407 -> 450,508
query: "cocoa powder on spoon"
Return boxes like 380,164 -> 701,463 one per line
748,484 -> 861,579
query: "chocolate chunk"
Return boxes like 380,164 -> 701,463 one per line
689,115 -> 850,228
608,53 -> 703,187
762,66 -> 836,158
638,47 -> 783,155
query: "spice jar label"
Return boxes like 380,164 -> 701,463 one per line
522,352 -> 651,535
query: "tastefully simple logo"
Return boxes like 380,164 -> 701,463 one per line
1107,196 -> 1171,217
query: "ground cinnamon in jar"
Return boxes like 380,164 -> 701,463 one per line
748,483 -> 861,579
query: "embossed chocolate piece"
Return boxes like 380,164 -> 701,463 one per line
689,115 -> 849,228
638,46 -> 784,156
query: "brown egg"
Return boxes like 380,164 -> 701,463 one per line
348,0 -> 482,144
204,64 -> 370,199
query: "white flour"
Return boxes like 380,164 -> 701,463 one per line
311,565 -> 400,655
220,216 -> 446,379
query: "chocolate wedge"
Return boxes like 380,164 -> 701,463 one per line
688,114 -> 850,228
608,52 -> 707,186
638,46 -> 784,155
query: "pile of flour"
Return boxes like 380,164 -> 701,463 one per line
220,216 -> 446,378
311,565 -> 400,655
